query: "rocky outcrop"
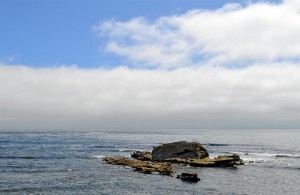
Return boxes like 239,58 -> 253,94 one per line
213,154 -> 244,167
164,154 -> 244,167
131,151 -> 152,161
103,156 -> 174,176
152,141 -> 209,161
163,157 -> 215,167
131,152 -> 242,167
177,172 -> 200,182
103,141 -> 244,180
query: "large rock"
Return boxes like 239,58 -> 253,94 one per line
152,141 -> 209,161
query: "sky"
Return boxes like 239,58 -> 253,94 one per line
0,0 -> 299,130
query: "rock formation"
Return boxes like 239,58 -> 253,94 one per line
131,151 -> 152,161
163,154 -> 243,167
103,141 -> 244,181
103,156 -> 174,176
152,141 -> 209,161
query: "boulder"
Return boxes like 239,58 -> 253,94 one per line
177,172 -> 200,182
152,141 -> 209,161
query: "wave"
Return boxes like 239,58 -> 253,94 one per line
275,154 -> 300,158
0,140 -> 10,143
109,149 -> 142,152
283,166 -> 300,171
0,156 -> 66,160
205,143 -> 229,146
90,155 -> 105,159
242,157 -> 265,164
2,169 -> 72,173
93,145 -> 115,148
250,153 -> 300,159
90,154 -> 131,159
229,152 -> 300,159
0,156 -> 37,159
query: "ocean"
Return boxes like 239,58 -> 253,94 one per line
0,129 -> 299,194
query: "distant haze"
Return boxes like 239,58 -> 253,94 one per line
1,64 -> 299,130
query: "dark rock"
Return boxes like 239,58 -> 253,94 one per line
152,141 -> 209,161
177,172 -> 200,182
230,153 -> 245,165
213,154 -> 244,167
131,151 -> 152,161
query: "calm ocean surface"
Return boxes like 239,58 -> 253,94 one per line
0,129 -> 299,194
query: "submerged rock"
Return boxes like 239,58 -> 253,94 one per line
152,141 -> 209,161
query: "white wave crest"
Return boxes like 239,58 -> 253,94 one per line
243,158 -> 266,164
231,152 -> 300,158
91,155 -> 106,159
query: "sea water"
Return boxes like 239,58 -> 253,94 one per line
0,129 -> 299,194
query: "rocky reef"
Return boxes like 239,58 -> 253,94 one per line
104,156 -> 174,176
156,154 -> 244,167
103,141 -> 244,179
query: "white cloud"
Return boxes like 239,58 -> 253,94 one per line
95,0 -> 300,68
1,0 -> 300,130
1,63 -> 299,130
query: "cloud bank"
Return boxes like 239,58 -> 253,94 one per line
95,0 -> 300,68
1,63 -> 299,130
1,0 -> 300,130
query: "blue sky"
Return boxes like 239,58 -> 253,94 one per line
0,0 -> 282,68
0,0 -> 299,130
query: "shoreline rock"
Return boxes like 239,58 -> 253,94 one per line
103,141 -> 244,180
103,156 -> 175,176
155,155 -> 243,167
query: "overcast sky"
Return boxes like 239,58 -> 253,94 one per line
0,0 -> 299,130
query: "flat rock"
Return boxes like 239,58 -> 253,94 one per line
164,157 -> 216,167
163,154 -> 244,167
103,156 -> 174,176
